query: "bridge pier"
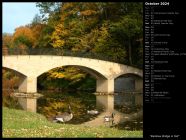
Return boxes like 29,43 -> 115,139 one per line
95,94 -> 114,111
135,78 -> 143,92
19,77 -> 37,93
17,76 -> 39,112
95,79 -> 114,111
15,93 -> 43,112
96,79 -> 114,93
135,78 -> 143,106
18,97 -> 37,112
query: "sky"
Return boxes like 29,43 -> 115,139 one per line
3,2 -> 41,34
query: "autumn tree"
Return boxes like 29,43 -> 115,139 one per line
36,2 -> 62,22
2,33 -> 13,55
12,26 -> 35,51
35,3 -> 63,48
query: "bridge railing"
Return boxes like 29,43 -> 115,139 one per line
3,47 -> 126,64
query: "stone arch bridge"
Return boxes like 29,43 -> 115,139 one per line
3,55 -> 143,112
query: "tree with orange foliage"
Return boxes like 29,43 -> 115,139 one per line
12,26 -> 35,49
30,23 -> 45,48
2,33 -> 13,55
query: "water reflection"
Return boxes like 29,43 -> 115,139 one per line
114,92 -> 143,130
115,117 -> 143,131
114,92 -> 143,113
37,90 -> 100,124
37,90 -> 143,130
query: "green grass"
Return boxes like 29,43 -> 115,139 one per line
3,107 -> 143,138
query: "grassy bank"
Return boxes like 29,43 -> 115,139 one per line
2,107 -> 143,138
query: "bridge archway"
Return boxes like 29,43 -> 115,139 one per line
2,67 -> 36,111
37,65 -> 108,92
2,67 -> 27,91
114,73 -> 143,92
37,65 -> 107,80
3,67 -> 27,78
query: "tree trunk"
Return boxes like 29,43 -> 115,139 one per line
104,8 -> 108,19
129,39 -> 132,65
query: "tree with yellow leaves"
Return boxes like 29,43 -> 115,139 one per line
50,23 -> 69,48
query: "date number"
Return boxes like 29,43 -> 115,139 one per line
160,2 -> 169,5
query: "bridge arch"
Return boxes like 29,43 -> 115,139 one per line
115,72 -> 143,79
114,73 -> 143,92
37,65 -> 107,80
3,67 -> 27,92
3,66 -> 27,77
113,67 -> 143,80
